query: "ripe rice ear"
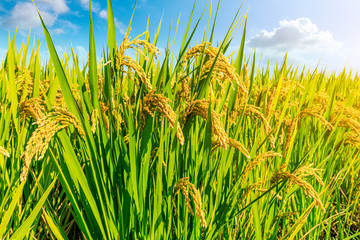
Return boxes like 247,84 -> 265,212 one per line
228,138 -> 251,159
299,109 -> 334,131
183,99 -> 228,148
0,146 -> 10,158
20,107 -> 85,182
241,151 -> 282,184
173,177 -> 207,228
19,98 -> 47,122
115,30 -> 158,90
271,165 -> 325,212
142,91 -> 184,145
183,43 -> 248,95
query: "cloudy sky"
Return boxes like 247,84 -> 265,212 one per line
0,0 -> 359,72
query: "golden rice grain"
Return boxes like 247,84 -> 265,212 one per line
342,132 -> 360,149
19,98 -> 47,122
177,75 -> 191,102
270,165 -> 325,212
20,107 -> 85,182
15,66 -> 34,100
120,56 -> 153,90
183,100 -> 228,148
173,177 -> 207,228
118,30 -> 158,61
142,91 -> 184,145
334,117 -> 360,135
243,64 -> 250,89
85,58 -> 112,98
293,164 -> 324,186
100,102 -> 110,135
299,109 -> 334,131
241,151 -> 282,184
230,104 -> 275,148
115,30 -> 158,90
91,109 -> 99,134
201,58 -> 247,94
227,138 -> 251,159
183,43 -> 248,95
0,146 -> 10,158
265,87 -> 277,120
284,108 -> 334,154
247,104 -> 276,148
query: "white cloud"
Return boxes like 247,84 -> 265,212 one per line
75,45 -> 87,55
248,18 -> 340,51
52,28 -> 65,34
75,45 -> 88,64
47,20 -> 78,35
0,2 -> 57,29
99,10 -> 107,19
58,20 -> 79,31
55,45 -> 64,54
245,18 -> 358,72
114,18 -> 126,35
80,0 -> 89,7
35,0 -> 69,14
99,9 -> 126,35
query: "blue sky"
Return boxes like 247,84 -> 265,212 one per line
0,0 -> 359,72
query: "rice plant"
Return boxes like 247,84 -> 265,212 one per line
0,0 -> 359,239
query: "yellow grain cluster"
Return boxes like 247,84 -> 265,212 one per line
306,90 -> 360,149
15,66 -> 34,100
173,177 -> 207,228
183,99 -> 227,147
20,107 -> 84,182
293,164 -> 324,187
283,108 -> 334,154
0,146 -> 10,158
300,109 -> 334,130
182,42 -> 248,95
241,151 -> 282,184
141,91 -> 184,145
182,99 -> 250,157
99,101 -> 125,135
341,132 -> 360,149
85,58 -> 111,97
115,30 -> 158,90
91,109 -> 99,134
19,98 -> 47,121
279,80 -> 305,101
176,75 -> 191,102
227,138 -> 251,159
270,164 -> 325,212
231,103 -> 276,148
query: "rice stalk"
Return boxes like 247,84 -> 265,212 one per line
20,107 -> 85,182
182,99 -> 228,148
141,91 -> 184,145
270,164 -> 325,212
241,151 -> 282,184
173,177 -> 207,228
115,30 -> 158,90
0,146 -> 10,158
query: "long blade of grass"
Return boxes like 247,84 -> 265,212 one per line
9,178 -> 57,240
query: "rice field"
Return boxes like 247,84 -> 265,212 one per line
0,0 -> 359,239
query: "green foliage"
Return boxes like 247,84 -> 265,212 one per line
0,0 -> 359,239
